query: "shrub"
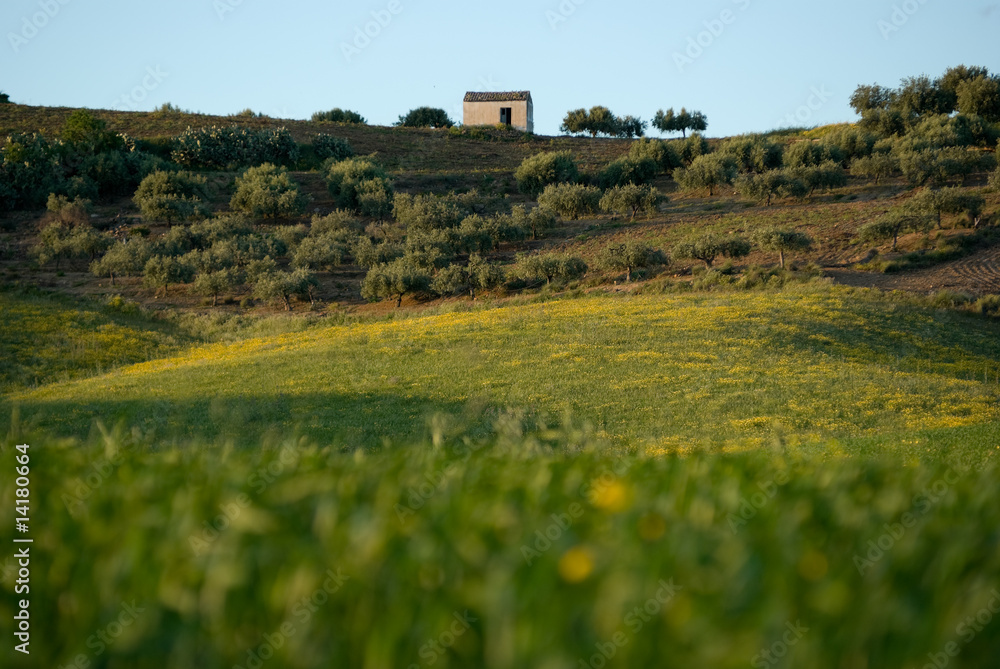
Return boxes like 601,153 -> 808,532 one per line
627,138 -> 683,174
192,268 -> 240,306
850,154 -> 898,185
783,141 -> 842,169
787,161 -> 847,196
396,107 -> 453,128
718,134 -> 784,173
512,205 -> 556,240
672,234 -> 751,267
142,254 -> 194,296
311,134 -> 354,163
599,184 -> 663,219
0,132 -> 63,210
515,151 -> 579,196
311,109 -> 366,124
326,158 -> 394,215
857,210 -> 934,251
352,236 -> 405,268
230,164 -> 307,218
171,126 -> 299,169
510,252 -> 587,287
537,183 -> 602,219
90,239 -> 153,286
253,268 -> 317,310
361,256 -> 432,306
750,227 -> 813,268
675,133 -> 710,165
133,170 -> 210,225
673,154 -> 738,196
597,240 -> 667,282
599,157 -> 659,188
393,193 -> 465,230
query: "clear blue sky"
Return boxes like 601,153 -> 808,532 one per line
2,0 -> 998,137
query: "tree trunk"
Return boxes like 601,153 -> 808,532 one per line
110,272 -> 116,287
626,267 -> 632,283
283,295 -> 291,311
396,293 -> 402,308
779,250 -> 785,269
212,293 -> 218,307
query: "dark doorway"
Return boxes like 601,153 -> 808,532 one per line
500,107 -> 512,126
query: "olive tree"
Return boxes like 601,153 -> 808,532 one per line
673,154 -> 738,196
537,183 -> 602,219
133,170 -> 211,225
193,268 -> 240,306
396,107 -> 453,128
599,184 -> 663,219
230,163 -> 307,218
857,211 -> 934,251
361,256 -> 432,307
142,254 -> 195,296
750,228 -> 813,268
597,239 -> 668,282
91,239 -> 152,286
253,268 -> 317,310
849,153 -> 898,185
515,151 -> 579,196
672,234 -> 751,268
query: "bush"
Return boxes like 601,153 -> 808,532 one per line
673,234 -> 751,267
326,158 -> 394,216
396,107 -> 453,128
537,183 -> 602,219
597,240 -> 667,282
598,157 -> 659,188
510,252 -> 587,287
599,184 -> 663,219
171,126 -> 300,169
253,268 -> 317,310
311,109 -> 366,124
850,154 -> 898,185
515,151 -> 579,196
673,154 -> 738,196
192,268 -> 240,306
142,254 -> 194,296
311,134 -> 354,163
627,138 -> 683,174
512,205 -> 556,240
675,133 -> 710,165
361,256 -> 432,306
133,170 -> 210,224
90,239 -> 153,286
787,161 -> 847,196
750,227 -> 813,268
230,164 -> 307,219
718,134 -> 784,173
783,141 -> 842,169
393,193 -> 465,231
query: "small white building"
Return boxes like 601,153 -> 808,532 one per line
463,91 -> 534,133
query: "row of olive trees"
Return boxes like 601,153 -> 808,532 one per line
858,188 -> 987,251
559,106 -> 708,139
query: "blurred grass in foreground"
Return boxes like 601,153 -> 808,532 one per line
2,417 -> 999,669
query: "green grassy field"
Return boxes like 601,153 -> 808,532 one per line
6,284 -> 1000,458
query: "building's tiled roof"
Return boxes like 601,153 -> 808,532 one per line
464,91 -> 531,102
